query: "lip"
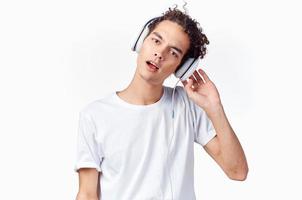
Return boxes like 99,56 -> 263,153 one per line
146,61 -> 158,72
146,60 -> 160,69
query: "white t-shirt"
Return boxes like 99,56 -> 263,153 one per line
74,85 -> 217,200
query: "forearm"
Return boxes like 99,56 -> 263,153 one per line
206,104 -> 249,178
76,168 -> 101,200
76,192 -> 99,200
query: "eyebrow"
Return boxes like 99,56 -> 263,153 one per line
152,32 -> 184,55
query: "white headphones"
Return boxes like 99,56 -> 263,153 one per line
131,17 -> 200,81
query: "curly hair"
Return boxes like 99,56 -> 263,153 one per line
146,6 -> 210,70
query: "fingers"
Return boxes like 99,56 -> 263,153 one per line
193,70 -> 205,85
189,75 -> 199,90
184,77 -> 193,92
187,79 -> 196,94
182,68 -> 210,89
198,68 -> 210,82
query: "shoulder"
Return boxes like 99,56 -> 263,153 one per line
165,85 -> 206,114
79,92 -> 115,118
164,85 -> 187,99
165,85 -> 191,104
163,85 -> 195,114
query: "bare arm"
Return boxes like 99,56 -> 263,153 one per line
203,105 -> 249,181
76,168 -> 101,200
182,69 -> 248,181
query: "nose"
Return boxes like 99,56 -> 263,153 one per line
154,52 -> 163,61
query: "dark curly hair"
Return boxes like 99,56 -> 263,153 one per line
146,6 -> 210,70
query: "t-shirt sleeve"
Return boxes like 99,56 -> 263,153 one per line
189,98 -> 217,146
74,111 -> 104,172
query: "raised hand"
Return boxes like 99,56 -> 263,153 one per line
181,68 -> 222,113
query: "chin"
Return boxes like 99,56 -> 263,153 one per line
138,70 -> 161,85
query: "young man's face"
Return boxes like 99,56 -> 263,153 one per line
136,20 -> 190,85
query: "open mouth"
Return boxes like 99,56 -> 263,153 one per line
146,61 -> 159,71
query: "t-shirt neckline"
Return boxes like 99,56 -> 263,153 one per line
112,86 -> 167,110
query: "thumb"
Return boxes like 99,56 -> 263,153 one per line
184,78 -> 194,95
184,78 -> 202,102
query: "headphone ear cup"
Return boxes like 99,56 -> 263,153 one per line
174,58 -> 200,81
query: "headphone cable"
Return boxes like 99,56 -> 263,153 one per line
165,79 -> 181,200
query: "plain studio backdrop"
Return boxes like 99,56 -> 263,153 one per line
0,0 -> 301,199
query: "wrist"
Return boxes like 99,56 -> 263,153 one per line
204,102 -> 224,118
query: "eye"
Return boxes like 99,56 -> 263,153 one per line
171,51 -> 178,58
152,38 -> 160,44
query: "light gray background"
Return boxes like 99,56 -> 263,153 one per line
0,0 -> 301,199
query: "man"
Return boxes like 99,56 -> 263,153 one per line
74,7 -> 248,200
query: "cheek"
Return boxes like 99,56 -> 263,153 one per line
141,42 -> 152,56
138,43 -> 150,60
161,63 -> 178,75
166,59 -> 181,70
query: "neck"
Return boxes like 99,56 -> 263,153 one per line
116,70 -> 164,105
